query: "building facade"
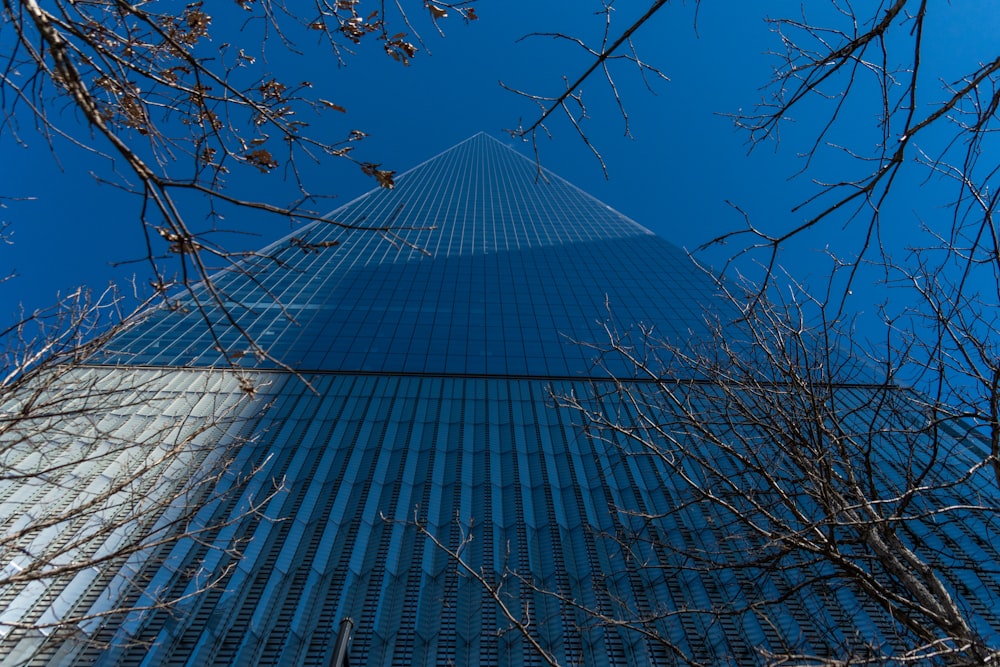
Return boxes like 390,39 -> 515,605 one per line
1,133 -> 998,666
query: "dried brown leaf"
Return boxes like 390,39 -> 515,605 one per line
320,100 -> 347,113
360,162 -> 396,189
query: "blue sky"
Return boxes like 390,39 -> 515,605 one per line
2,1 -> 998,348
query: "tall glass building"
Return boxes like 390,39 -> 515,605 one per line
1,133 -> 997,665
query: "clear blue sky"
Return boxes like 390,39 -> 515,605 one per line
2,1 -> 998,345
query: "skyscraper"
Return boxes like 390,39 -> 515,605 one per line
1,133 -> 997,666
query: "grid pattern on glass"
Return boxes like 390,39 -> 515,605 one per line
99,133 -> 723,377
73,374 -> 1000,667
7,132 -> 998,667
